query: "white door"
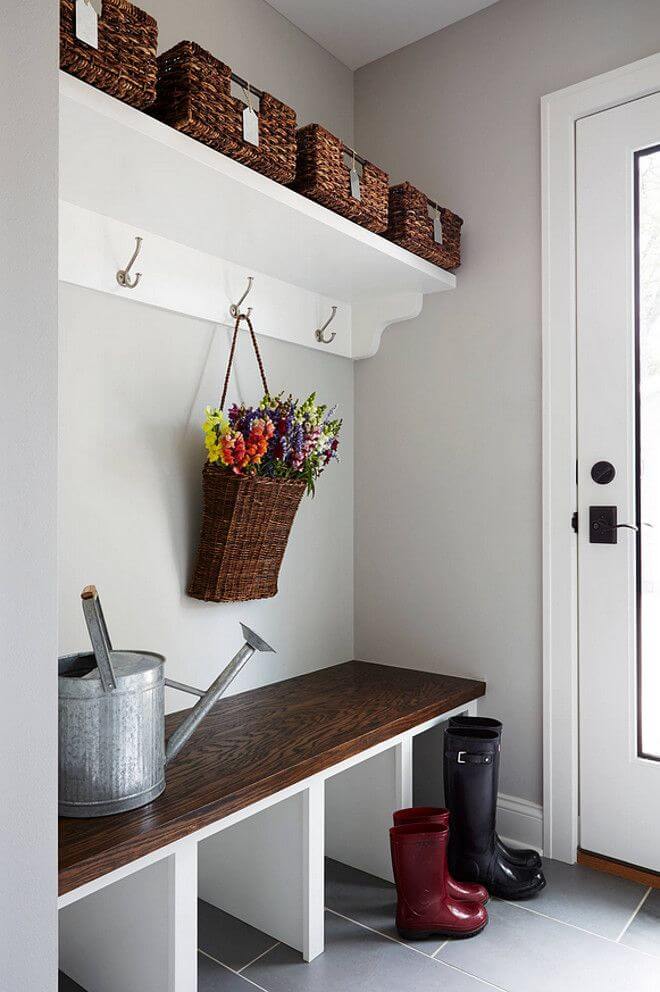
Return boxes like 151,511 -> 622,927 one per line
577,91 -> 660,872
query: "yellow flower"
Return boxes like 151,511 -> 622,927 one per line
203,407 -> 230,437
206,441 -> 222,463
203,408 -> 232,469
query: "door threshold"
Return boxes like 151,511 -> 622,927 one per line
578,849 -> 660,889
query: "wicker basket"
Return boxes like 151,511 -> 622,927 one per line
60,0 -> 158,109
385,182 -> 463,270
188,467 -> 306,602
292,124 -> 389,233
188,314 -> 305,603
150,41 -> 297,184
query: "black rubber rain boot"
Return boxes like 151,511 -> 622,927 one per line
444,727 -> 546,900
447,716 -> 542,869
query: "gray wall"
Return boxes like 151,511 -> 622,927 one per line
353,0 -> 660,805
0,2 -> 59,989
147,0 -> 353,142
58,288 -> 354,708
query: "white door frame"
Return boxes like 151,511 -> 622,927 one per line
542,51 -> 660,862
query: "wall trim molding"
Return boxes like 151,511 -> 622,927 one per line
541,51 -> 660,864
497,793 -> 543,854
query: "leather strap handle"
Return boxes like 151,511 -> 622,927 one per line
220,314 -> 269,410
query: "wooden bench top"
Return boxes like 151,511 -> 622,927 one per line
59,660 -> 485,895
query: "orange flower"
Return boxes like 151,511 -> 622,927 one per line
220,431 -> 248,472
243,419 -> 273,466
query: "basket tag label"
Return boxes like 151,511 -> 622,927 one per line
350,168 -> 362,201
433,211 -> 444,244
75,0 -> 100,49
243,106 -> 260,147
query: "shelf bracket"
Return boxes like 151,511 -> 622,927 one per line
351,292 -> 424,359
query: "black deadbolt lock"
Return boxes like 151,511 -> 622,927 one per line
591,461 -> 616,485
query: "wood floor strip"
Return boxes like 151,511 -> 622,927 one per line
578,849 -> 660,890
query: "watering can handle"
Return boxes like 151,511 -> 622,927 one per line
81,586 -> 118,692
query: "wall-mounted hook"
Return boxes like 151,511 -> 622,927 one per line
315,306 -> 338,344
116,236 -> 143,289
230,276 -> 254,318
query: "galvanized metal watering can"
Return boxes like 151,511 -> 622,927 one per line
58,586 -> 275,818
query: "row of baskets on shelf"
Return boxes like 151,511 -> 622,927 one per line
61,0 -> 463,271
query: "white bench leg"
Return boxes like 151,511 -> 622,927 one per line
198,785 -> 325,961
302,779 -> 325,962
396,735 -> 414,810
325,738 -> 413,883
60,848 -> 196,992
170,841 -> 198,992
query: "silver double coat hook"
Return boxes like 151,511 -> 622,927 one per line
315,306 -> 338,344
230,276 -> 254,319
116,236 -> 143,289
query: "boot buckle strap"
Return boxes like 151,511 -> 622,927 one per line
456,751 -> 493,765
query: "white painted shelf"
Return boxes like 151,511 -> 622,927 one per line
59,72 -> 456,358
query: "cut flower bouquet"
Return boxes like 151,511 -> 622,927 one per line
202,392 -> 341,495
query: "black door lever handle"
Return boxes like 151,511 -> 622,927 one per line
589,508 -> 652,543
589,506 -> 622,543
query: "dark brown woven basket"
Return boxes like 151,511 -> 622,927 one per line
149,41 -> 297,184
385,182 -> 463,270
60,0 -> 158,109
188,314 -> 305,603
292,124 -> 389,233
188,467 -> 306,602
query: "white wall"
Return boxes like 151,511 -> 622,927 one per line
148,0 -> 353,143
0,3 -> 59,990
58,288 -> 354,705
353,0 -> 660,806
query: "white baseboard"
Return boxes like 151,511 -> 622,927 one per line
497,793 -> 543,854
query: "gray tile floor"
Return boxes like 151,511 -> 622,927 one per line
60,858 -> 660,992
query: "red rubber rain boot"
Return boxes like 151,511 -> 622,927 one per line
393,807 -> 489,905
389,822 -> 488,940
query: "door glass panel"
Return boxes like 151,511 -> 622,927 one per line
637,146 -> 660,760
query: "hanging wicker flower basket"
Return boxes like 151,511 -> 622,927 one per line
188,314 -> 340,603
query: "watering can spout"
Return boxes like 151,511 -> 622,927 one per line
165,624 -> 275,767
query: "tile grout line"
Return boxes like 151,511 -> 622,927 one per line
500,897 -> 620,940
500,895 -> 660,957
198,948 -> 273,992
326,908 -> 509,992
615,887 -> 652,943
237,941 -> 281,973
432,955 -> 511,992
325,907 -> 435,958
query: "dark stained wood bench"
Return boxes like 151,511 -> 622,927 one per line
58,660 -> 485,985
